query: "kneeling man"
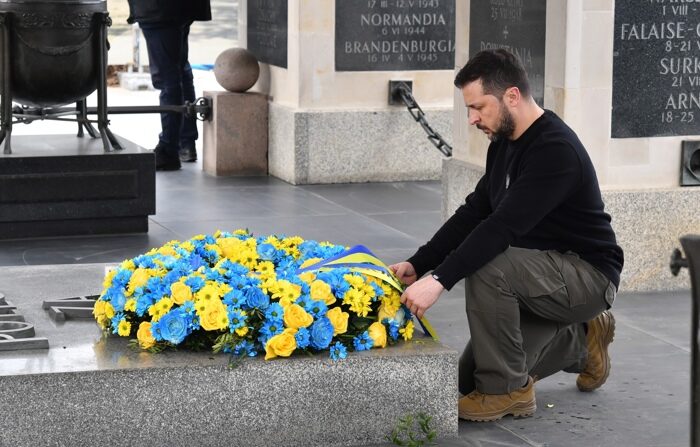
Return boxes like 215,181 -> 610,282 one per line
390,49 -> 623,422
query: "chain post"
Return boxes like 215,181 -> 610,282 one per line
391,81 -> 452,158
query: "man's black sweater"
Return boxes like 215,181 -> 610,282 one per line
408,110 -> 624,291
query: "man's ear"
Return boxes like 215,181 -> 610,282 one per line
504,86 -> 521,106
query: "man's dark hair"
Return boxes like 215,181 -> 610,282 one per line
454,49 -> 531,98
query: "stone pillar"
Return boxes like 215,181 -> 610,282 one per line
444,0 -> 700,292
202,91 -> 269,176
239,0 -> 456,184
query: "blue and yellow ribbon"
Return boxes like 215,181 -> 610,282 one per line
297,245 -> 439,341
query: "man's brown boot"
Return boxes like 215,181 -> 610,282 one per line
577,310 -> 616,392
458,376 -> 536,422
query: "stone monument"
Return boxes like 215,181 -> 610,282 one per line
239,0 -> 456,184
445,0 -> 700,292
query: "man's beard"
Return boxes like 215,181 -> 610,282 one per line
489,103 -> 516,142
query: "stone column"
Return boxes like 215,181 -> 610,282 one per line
444,0 -> 700,292
239,0 -> 456,184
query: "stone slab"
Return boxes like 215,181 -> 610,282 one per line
0,134 -> 155,239
0,263 -> 458,447
268,103 -> 450,185
203,90 -> 269,177
442,158 -> 700,292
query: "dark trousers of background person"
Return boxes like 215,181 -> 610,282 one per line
140,21 -> 198,158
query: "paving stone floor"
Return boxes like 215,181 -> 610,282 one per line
0,167 -> 693,446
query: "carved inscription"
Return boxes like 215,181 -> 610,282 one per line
469,0 -> 546,106
335,0 -> 456,71
613,1 -> 700,137
0,293 -> 49,351
42,295 -> 98,322
247,0 -> 288,68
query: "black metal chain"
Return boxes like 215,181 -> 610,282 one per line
394,82 -> 452,157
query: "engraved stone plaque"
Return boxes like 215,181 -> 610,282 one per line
247,0 -> 288,68
42,295 -> 98,322
612,1 -> 700,137
469,0 -> 546,106
335,0 -> 456,71
0,294 -> 48,350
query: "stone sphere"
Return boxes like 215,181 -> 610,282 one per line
213,48 -> 260,93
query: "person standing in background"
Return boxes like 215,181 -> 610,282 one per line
127,0 -> 211,171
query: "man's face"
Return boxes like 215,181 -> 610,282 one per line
462,80 -> 515,142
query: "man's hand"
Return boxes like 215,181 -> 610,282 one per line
400,275 -> 444,319
389,261 -> 418,286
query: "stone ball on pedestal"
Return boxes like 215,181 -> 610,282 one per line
213,48 -> 260,93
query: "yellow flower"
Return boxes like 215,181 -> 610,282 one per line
198,299 -> 229,331
170,281 -> 193,305
120,259 -> 135,271
204,243 -> 223,258
157,245 -> 177,257
400,321 -> 414,341
343,274 -> 365,289
104,302 -> 115,319
148,297 -> 173,322
116,319 -> 130,337
264,328 -> 297,360
343,287 -> 372,317
127,268 -> 151,294
368,322 -> 387,348
377,302 -> 397,323
235,326 -> 249,336
238,248 -> 259,269
233,229 -> 249,236
255,261 -> 275,276
284,304 -> 314,329
217,237 -> 244,259
195,283 -> 221,302
124,298 -> 136,312
326,306 -> 349,335
136,322 -> 156,349
102,269 -> 117,289
272,280 -> 301,307
298,271 -> 316,285
93,299 -> 110,329
180,241 -> 195,252
310,280 -> 336,306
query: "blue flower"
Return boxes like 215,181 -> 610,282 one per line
295,327 -> 310,349
309,317 -> 334,350
259,320 -> 284,345
188,254 -> 206,270
244,287 -> 270,310
110,313 -> 126,334
152,308 -> 190,344
112,269 -> 132,288
109,290 -> 127,312
370,282 -> 384,298
223,289 -> 245,307
257,243 -> 277,261
388,320 -> 400,340
184,275 -> 205,292
234,340 -> 258,357
265,303 -> 284,322
329,342 -> 348,360
304,299 -> 327,319
228,308 -> 247,332
353,331 -> 374,351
